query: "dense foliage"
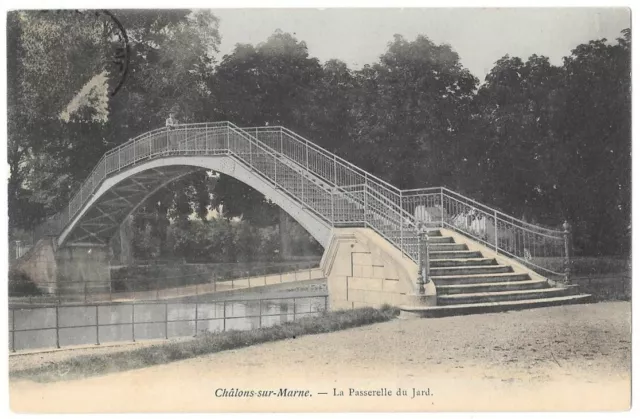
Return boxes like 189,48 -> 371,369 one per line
9,269 -> 42,297
7,10 -> 631,258
131,217 -> 321,262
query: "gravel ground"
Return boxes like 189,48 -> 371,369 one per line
10,302 -> 631,412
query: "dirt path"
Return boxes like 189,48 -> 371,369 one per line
10,268 -> 324,307
10,302 -> 631,412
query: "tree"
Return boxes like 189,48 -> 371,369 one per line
305,59 -> 358,153
11,13 -> 630,260
103,10 -> 221,248
210,30 -> 322,128
556,29 -> 631,255
471,29 -> 630,256
234,222 -> 258,263
105,10 -> 220,138
8,10 -> 223,247
471,54 -> 565,224
206,30 -> 322,244
348,35 -> 479,189
7,10 -> 112,229
210,175 -> 280,228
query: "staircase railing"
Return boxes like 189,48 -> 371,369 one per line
402,187 -> 570,279
31,122 -> 570,281
239,126 -> 569,280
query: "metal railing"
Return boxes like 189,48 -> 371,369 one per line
30,122 -> 570,282
12,241 -> 33,260
402,187 -> 570,279
415,224 -> 430,294
242,126 -> 570,280
9,295 -> 328,352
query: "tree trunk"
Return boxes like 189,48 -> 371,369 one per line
119,214 -> 135,265
279,208 -> 292,260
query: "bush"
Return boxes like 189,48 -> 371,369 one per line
132,216 -> 321,264
9,269 -> 42,297
571,257 -> 630,276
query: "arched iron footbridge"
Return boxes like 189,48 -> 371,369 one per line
34,121 -> 570,280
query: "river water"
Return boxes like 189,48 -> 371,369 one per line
9,287 -> 328,352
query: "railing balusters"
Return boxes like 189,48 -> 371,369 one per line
331,187 -> 335,225
563,221 -> 572,284
132,303 -> 136,342
96,305 -> 100,345
274,155 -> 278,186
494,210 -> 499,252
194,298 -> 198,337
400,190 -> 404,256
223,300 -> 227,331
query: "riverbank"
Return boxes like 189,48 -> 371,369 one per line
10,305 -> 398,382
10,301 -> 630,412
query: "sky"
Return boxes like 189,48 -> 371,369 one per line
211,8 -> 630,81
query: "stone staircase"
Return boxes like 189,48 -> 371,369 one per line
401,230 -> 591,317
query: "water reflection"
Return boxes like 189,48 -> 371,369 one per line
9,295 -> 328,352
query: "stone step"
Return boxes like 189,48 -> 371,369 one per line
426,236 -> 454,244
429,250 -> 483,259
399,294 -> 592,318
430,258 -> 499,268
429,243 -> 468,252
437,287 -> 573,306
386,229 -> 440,237
435,278 -> 547,294
386,231 -> 448,240
431,271 -> 527,285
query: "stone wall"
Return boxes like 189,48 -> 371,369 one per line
55,244 -> 112,294
12,238 -> 58,294
320,228 -> 436,310
13,239 -> 111,294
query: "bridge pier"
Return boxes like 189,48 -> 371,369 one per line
320,228 -> 436,310
56,243 -> 112,295
14,238 -> 112,296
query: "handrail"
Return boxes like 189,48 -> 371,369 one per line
256,125 -> 563,238
279,126 -> 403,194
365,183 -> 411,223
108,122 -> 230,154
441,187 -> 563,235
244,126 -> 403,194
30,121 -> 568,280
37,125 -> 230,241
402,186 -> 563,235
